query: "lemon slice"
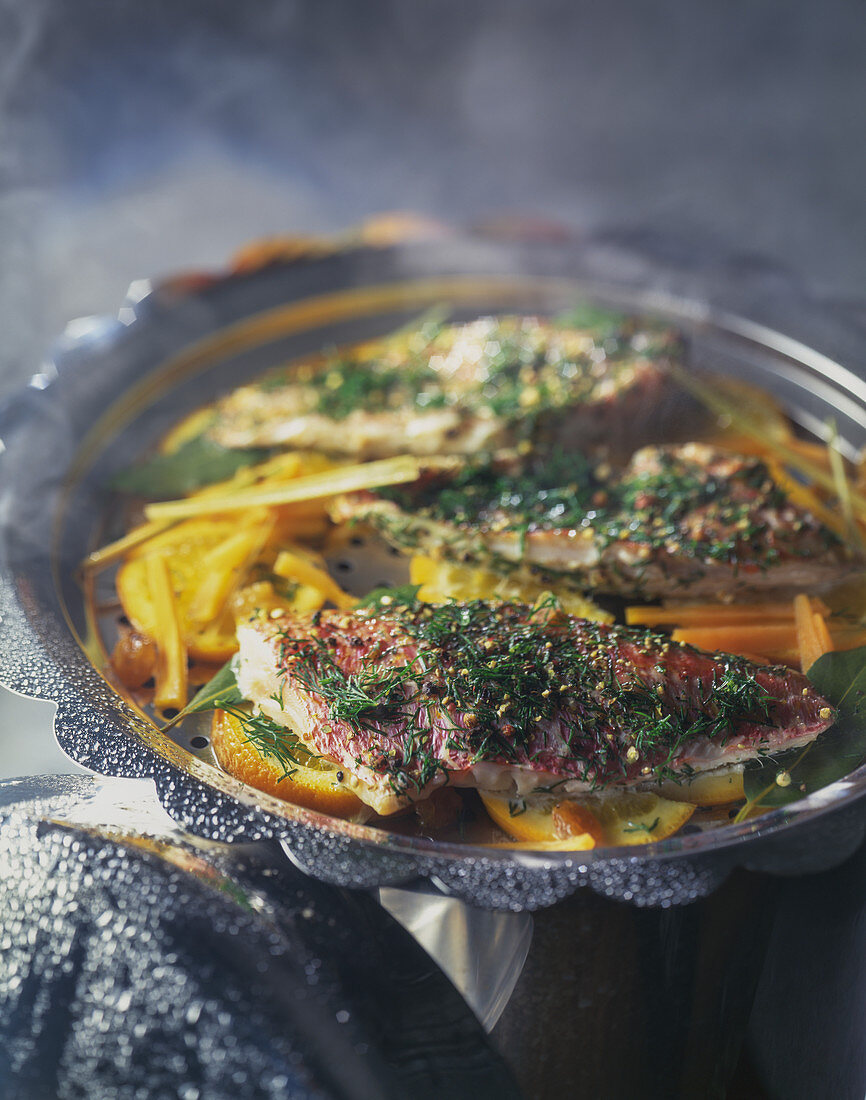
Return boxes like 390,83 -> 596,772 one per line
410,555 -> 612,622
658,767 -> 745,807
580,792 -> 695,846
480,792 -> 597,848
481,790 -> 695,848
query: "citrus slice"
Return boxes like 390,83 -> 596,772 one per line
659,767 -> 745,807
480,793 -> 597,849
210,709 -> 369,819
582,791 -> 695,846
410,555 -> 612,622
484,838 -> 599,851
481,789 -> 695,848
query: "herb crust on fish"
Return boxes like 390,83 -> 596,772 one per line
337,443 -> 856,600
206,314 -> 688,460
235,598 -> 834,815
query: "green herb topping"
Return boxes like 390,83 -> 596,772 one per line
271,598 -> 786,798
379,445 -> 840,571
248,313 -> 681,426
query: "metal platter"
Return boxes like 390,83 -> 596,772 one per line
3,230 -> 866,910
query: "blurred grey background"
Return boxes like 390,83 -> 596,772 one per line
2,0 -> 866,773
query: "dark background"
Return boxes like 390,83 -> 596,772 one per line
1,0 -> 865,396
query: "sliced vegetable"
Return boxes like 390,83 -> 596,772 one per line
671,623 -> 799,663
586,792 -> 696,847
480,790 -> 695,848
144,553 -> 188,712
795,593 -> 834,672
480,792 -> 596,848
211,708 -> 369,818
765,459 -> 849,542
144,455 -> 427,521
84,518 -> 179,572
673,367 -> 866,528
626,599 -> 829,629
187,518 -> 274,628
117,517 -> 246,663
273,547 -> 355,611
410,554 -> 612,622
658,766 -> 745,806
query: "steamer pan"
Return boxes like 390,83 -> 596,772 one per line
3,228 -> 866,911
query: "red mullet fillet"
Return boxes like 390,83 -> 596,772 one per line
236,600 -> 834,815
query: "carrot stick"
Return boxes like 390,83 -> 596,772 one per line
187,519 -> 273,628
145,456 -> 425,521
765,460 -> 849,541
813,611 -> 834,655
626,599 -> 829,629
145,553 -> 188,712
672,624 -> 798,658
273,548 -> 356,611
794,593 -> 832,671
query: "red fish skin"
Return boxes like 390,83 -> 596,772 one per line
239,604 -> 835,814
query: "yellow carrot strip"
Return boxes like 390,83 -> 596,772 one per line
187,519 -> 273,627
273,548 -> 355,611
144,455 -> 425,521
794,593 -> 832,671
145,553 -> 188,711
674,368 -> 866,520
765,460 -> 849,541
83,518 -> 179,572
827,420 -> 865,552
671,624 -> 797,659
194,450 -> 339,498
813,611 -> 834,655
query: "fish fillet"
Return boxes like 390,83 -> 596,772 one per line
337,443 -> 856,600
236,599 -> 834,815
207,314 -> 688,460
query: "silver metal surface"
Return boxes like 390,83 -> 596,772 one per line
4,234 -> 866,911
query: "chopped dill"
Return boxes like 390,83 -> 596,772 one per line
221,704 -> 315,782
270,597 -> 785,799
379,446 -> 835,574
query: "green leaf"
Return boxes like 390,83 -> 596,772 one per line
162,655 -> 242,731
355,584 -> 421,612
807,645 -> 866,717
112,435 -> 272,498
741,645 -> 866,813
554,303 -> 627,334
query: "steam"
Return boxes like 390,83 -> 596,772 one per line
0,0 -> 865,400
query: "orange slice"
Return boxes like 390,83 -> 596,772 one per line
481,792 -> 597,849
211,709 -> 369,819
481,790 -> 696,848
